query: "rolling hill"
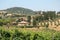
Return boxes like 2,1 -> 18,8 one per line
4,7 -> 35,15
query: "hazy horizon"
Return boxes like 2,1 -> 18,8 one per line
0,0 -> 60,11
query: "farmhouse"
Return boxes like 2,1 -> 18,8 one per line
17,21 -> 28,26
6,13 -> 13,16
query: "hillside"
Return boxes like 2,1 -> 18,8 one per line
4,7 -> 35,15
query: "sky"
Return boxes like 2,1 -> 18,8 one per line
0,0 -> 60,11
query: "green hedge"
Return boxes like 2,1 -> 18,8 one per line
0,29 -> 60,40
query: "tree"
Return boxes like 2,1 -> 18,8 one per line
43,11 -> 57,20
57,12 -> 60,18
33,18 -> 37,26
27,16 -> 31,25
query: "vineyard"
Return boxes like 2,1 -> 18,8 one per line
0,27 -> 60,40
0,7 -> 60,40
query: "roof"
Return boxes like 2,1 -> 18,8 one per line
18,21 -> 28,24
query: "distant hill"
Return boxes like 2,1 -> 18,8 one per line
3,7 -> 35,15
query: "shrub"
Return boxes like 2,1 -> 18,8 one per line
0,27 -> 60,40
24,33 -> 31,40
12,30 -> 24,40
1,31 -> 11,40
53,32 -> 60,40
33,34 -> 44,40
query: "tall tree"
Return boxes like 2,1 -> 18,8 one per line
27,16 -> 31,25
43,11 -> 57,20
33,18 -> 37,26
